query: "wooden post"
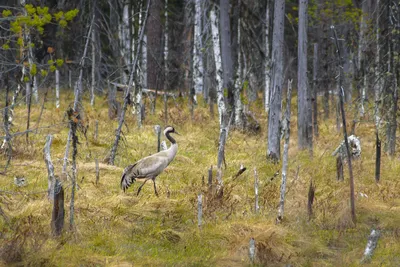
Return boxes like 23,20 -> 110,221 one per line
155,125 -> 161,152
95,158 -> 99,185
254,167 -> 259,214
375,131 -> 381,182
51,178 -> 64,236
197,193 -> 202,228
307,179 -> 315,221
336,156 -> 344,181
249,238 -> 256,263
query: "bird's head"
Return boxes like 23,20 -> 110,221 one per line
164,126 -> 180,136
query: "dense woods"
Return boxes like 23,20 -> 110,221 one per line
0,0 -> 400,265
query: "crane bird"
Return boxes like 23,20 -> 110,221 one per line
121,126 -> 179,196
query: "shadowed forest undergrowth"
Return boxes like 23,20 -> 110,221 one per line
1,91 -> 400,266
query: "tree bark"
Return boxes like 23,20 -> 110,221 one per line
312,43 -> 319,137
267,0 -> 285,162
264,0 -> 272,112
193,0 -> 204,95
220,0 -> 234,108
297,0 -> 312,151
277,79 -> 293,223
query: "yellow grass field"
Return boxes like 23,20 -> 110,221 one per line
1,90 -> 399,266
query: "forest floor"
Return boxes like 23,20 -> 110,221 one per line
0,90 -> 400,266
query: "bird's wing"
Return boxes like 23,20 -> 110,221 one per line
120,156 -> 168,192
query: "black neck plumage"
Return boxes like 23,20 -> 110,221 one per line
165,131 -> 176,144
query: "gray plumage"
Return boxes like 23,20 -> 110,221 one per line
121,126 -> 179,196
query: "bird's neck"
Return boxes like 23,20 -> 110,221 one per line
165,131 -> 176,144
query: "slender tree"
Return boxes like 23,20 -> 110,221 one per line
297,0 -> 312,151
267,0 -> 285,162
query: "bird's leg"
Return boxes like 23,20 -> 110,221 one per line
137,179 -> 149,196
153,179 -> 159,197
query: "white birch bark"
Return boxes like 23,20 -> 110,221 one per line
193,0 -> 204,94
277,79 -> 293,223
264,0 -> 271,112
55,70 -> 60,108
210,6 -> 225,125
136,2 -> 144,127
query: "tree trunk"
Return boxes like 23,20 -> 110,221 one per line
264,0 -> 272,112
277,79 -> 293,223
91,10 -> 96,106
312,43 -> 319,137
118,0 -> 131,83
193,0 -> 204,95
297,0 -> 312,151
267,0 -> 285,162
233,0 -> 243,128
358,0 -> 370,118
55,70 -> 60,109
220,0 -> 234,109
211,4 -> 227,192
147,0 -> 163,90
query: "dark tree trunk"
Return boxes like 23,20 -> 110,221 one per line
147,0 -> 163,90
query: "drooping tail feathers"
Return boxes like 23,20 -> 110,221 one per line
121,164 -> 137,192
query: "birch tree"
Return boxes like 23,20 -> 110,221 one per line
297,0 -> 312,151
267,0 -> 285,162
193,0 -> 204,95
211,4 -> 227,190
118,0 -> 132,83
358,0 -> 370,117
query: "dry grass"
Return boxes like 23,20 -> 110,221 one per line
0,90 -> 399,266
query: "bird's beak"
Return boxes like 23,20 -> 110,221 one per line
175,130 -> 181,135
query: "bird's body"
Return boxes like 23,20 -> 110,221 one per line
121,126 -> 178,196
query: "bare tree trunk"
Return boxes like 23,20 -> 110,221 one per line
254,167 -> 259,213
277,79 -> 293,223
193,0 -> 204,95
118,0 -> 131,83
312,43 -> 319,137
220,0 -> 234,109
51,178 -> 64,237
332,26 -> 356,225
44,135 -> 56,198
91,11 -> 96,106
1,75 -> 12,168
264,0 -> 271,112
109,0 -> 151,165
297,0 -> 312,151
267,0 -> 285,162
374,0 -> 382,182
233,0 -> 243,128
307,179 -> 315,221
358,0 -> 370,117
